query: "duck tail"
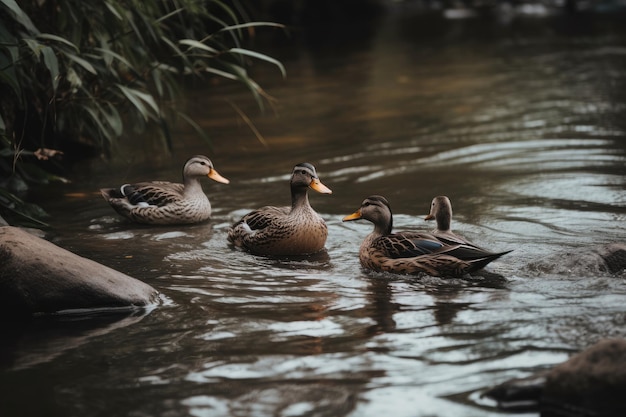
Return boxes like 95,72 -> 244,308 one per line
100,188 -> 120,200
467,250 -> 512,273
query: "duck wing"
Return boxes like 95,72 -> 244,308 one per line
238,206 -> 290,231
372,232 -> 511,275
365,235 -> 471,277
373,232 -> 445,259
120,182 -> 185,207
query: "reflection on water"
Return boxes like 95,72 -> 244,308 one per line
2,6 -> 626,417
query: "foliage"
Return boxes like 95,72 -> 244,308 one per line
0,0 -> 285,225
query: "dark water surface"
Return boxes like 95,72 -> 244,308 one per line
2,7 -> 626,417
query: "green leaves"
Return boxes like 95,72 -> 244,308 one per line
0,1 -> 286,225
230,47 -> 286,78
37,33 -> 79,51
41,46 -> 60,92
117,85 -> 160,122
0,0 -> 39,34
1,0 -> 285,148
179,39 -> 220,55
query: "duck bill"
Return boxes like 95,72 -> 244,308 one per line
309,178 -> 332,194
342,209 -> 362,222
208,169 -> 230,184
424,214 -> 434,221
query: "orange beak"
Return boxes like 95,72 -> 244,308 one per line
208,168 -> 230,184
309,178 -> 332,194
424,214 -> 434,221
342,209 -> 362,222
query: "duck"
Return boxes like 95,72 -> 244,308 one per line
100,155 -> 229,225
424,195 -> 504,252
227,163 -> 332,256
343,195 -> 510,277
424,195 -> 475,246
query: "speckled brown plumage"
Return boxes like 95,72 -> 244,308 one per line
227,163 -> 332,256
343,195 -> 510,277
100,155 -> 229,225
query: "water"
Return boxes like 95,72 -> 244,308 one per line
2,7 -> 626,417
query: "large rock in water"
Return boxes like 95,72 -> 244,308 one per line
0,226 -> 159,317
543,338 -> 626,416
483,338 -> 626,416
527,242 -> 626,276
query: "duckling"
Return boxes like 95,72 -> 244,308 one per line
343,195 -> 510,277
227,163 -> 332,256
100,155 -> 229,225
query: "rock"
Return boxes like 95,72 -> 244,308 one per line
527,243 -> 626,276
0,226 -> 159,317
482,373 -> 547,412
543,338 -> 626,417
483,338 -> 626,416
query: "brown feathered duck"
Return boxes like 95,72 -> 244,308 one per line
227,163 -> 332,256
100,155 -> 229,225
343,195 -> 510,277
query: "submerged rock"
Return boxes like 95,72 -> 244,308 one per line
484,338 -> 626,416
527,243 -> 626,276
543,338 -> 626,416
482,373 -> 546,412
1,312 -> 150,371
0,226 -> 159,317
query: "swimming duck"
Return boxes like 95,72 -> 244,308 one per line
100,155 -> 229,225
424,195 -> 475,246
424,195 -> 503,252
227,163 -> 332,256
343,195 -> 510,277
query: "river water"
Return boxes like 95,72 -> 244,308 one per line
2,5 -> 626,417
